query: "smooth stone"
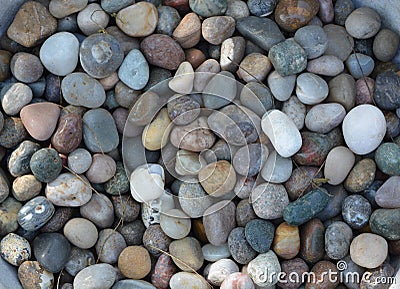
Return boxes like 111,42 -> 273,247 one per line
228,227 -> 257,264
143,224 -> 172,255
236,16 -> 284,51
237,53 -> 272,82
373,29 -> 400,62
74,264 -> 116,289
203,200 -> 236,246
268,39 -> 307,76
18,261 -> 54,289
233,143 -> 269,177
0,117 -> 28,149
130,164 -> 165,203
140,191 -> 175,228
285,166 -> 321,199
8,140 -> 40,177
40,32 -> 79,76
325,221 -> 352,260
294,25 -> 328,59
178,180 -> 214,218
251,183 -> 289,219
373,71 -> 400,110
160,209 -> 191,239
202,16 -> 235,45
57,14 -> 79,33
80,33 -> 124,79
118,246 -> 151,279
370,208 -> 400,240
1,83 -> 33,116
343,104 -> 386,155
274,0 -> 320,32
118,220 -> 146,246
278,258 -> 309,289
65,247 -> 95,276
169,237 -> 203,271
172,13 -> 201,48
199,160 -> 236,197
283,188 -> 331,226
33,233 -> 71,273
317,0 -> 334,23
375,176 -> 400,208
10,53 -> 43,84
327,73 -> 356,111
360,263 -> 394,289
64,218 -> 98,249
185,48 -> 206,69
334,0 -> 354,25
202,71 -> 237,109
20,102 -> 60,142
236,198 -> 257,225
324,146 -> 355,185
350,233 -> 388,269
307,55 -> 344,76
305,261 -> 339,289
240,82 -> 273,117
85,154 -> 116,184
267,71 -> 296,102
40,207 -> 73,233
207,259 -> 239,286
50,0 -> 88,18
29,148 -> 62,183
17,196 -> 54,231
261,109 -> 302,158
141,34 -> 185,70
189,0 -> 228,17
344,158 -> 376,193
7,2 -> 57,47
68,148 -> 92,174
361,179 -> 382,207
114,280 -> 156,289
118,49 -> 149,90
128,90 -> 160,126
245,219 -> 274,253
282,96 -> 306,130
345,7 -> 381,39
12,175 -> 41,202
169,62 -> 194,94
44,74 -> 61,103
0,50 -> 12,81
151,254 -> 177,289
296,72 -> 328,105
169,272 -> 209,289
202,243 -> 231,262
221,272 -> 255,289
112,194 -> 140,223
157,6 -> 181,36
105,26 -> 140,56
247,0 -> 277,16
273,222 -> 300,260
61,73 -> 105,108
261,150 -> 292,183
175,150 -> 206,176
77,3 -> 109,36
95,229 -> 127,264
346,53 -> 375,79
342,194 -> 372,229
323,24 -> 354,61
80,193 -> 114,228
220,36 -> 245,72
0,233 -> 31,266
101,0 -> 134,13
300,218 -> 325,263
305,103 -> 346,133
226,0 -> 250,19
83,108 -> 119,153
46,173 -> 92,207
247,251 -> 281,287
51,113 -> 82,154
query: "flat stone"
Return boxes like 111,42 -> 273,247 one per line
80,193 -> 114,228
202,243 -> 231,262
346,53 -> 375,79
267,71 -> 296,102
160,209 -> 191,239
350,233 -> 388,269
323,24 -> 354,61
282,95 -> 307,130
118,49 -> 149,90
74,264 -> 116,289
251,183 -> 289,219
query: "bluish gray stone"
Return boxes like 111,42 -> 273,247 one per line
247,0 -> 278,17
30,148 -> 62,183
189,0 -> 228,17
345,53 -> 375,79
294,25 -> 328,59
268,39 -> 307,76
118,49 -> 149,90
8,140 -> 40,177
157,6 -> 181,36
101,0 -> 135,13
18,196 -> 55,231
0,255 -> 23,289
112,280 -> 156,289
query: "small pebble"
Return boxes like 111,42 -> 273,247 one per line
268,39 -> 307,76
325,221 -> 353,260
63,218 -> 98,249
74,264 -> 116,289
342,194 -> 372,229
77,3 -> 109,36
95,229 -> 127,264
350,233 -> 388,269
17,196 -> 55,231
30,148 -> 62,183
346,53 -> 375,79
273,222 -> 300,259
247,250 -> 281,287
296,72 -> 329,105
64,247 -> 95,276
251,183 -> 289,219
118,246 -> 151,279
345,7 -> 381,39
80,194 -> 114,228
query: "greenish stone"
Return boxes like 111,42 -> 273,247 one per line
30,148 -> 62,183
104,162 -> 130,195
283,188 -> 331,226
189,0 -> 228,17
375,143 -> 400,176
268,39 -> 307,76
370,208 -> 400,240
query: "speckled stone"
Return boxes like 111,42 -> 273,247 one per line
8,140 -> 40,177
1,82 -> 33,116
373,71 -> 400,110
251,183 -> 290,219
325,221 -> 353,260
305,261 -> 339,289
247,250 -> 281,287
0,117 -> 28,149
293,132 -> 333,166
284,166 -> 321,200
0,197 -> 22,237
151,254 -> 177,289
12,175 -> 41,202
10,53 -> 43,84
268,39 -> 307,76
245,219 -> 274,253
0,233 -> 31,266
105,162 -> 130,196
236,199 -> 257,227
202,16 -> 236,45
17,196 -> 54,231
370,208 -> 400,240
342,194 -> 371,229
117,220 -> 146,246
375,143 -> 400,176
334,0 -> 354,25
350,233 -> 388,269
40,207 -> 73,233
228,227 -> 257,265
29,148 -> 62,183
344,159 -> 376,193
360,262 -> 394,289
189,0 -> 228,17
18,261 -> 54,289
143,225 -> 172,256
278,258 -> 309,289
51,113 -> 82,154
157,6 -> 181,36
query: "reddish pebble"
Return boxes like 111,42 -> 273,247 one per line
355,77 -> 375,105
220,272 -> 255,289
51,113 -> 82,154
185,48 -> 206,69
151,254 -> 178,289
163,0 -> 190,14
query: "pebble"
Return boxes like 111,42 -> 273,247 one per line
344,158 -> 376,193
64,218 -> 98,249
8,140 -> 39,177
373,29 -> 400,62
143,224 -> 172,255
305,261 -> 339,289
112,195 -> 140,223
172,13 -> 201,49
10,53 -> 43,84
67,149 -> 92,175
74,264 -> 116,289
228,227 -> 257,264
65,247 -> 95,277
275,0 -> 320,31
325,221 -> 353,260
39,32 -> 79,76
334,0 -> 354,25
221,272 -> 255,289
323,24 -> 354,61
236,16 -> 284,51
360,263 -> 394,289
83,108 -> 119,153
294,25 -> 328,59
307,55 -> 344,76
51,113 -> 82,154
237,53 -> 272,82
49,0 -> 88,18
202,16 -> 235,45
375,176 -> 400,208
233,143 -> 269,177
279,259 -> 309,289
118,220 -> 146,246
189,0 -> 228,17
236,198 -> 257,225
350,233 -> 388,269
342,194 -> 372,228
169,272 -> 209,289
0,233 -> 31,266
12,175 -> 41,202
128,90 -> 160,126
101,0 -> 134,13
273,222 -> 300,259
293,131 -> 333,166
151,254 -> 177,289
346,53 -> 375,79
169,62 -> 194,94
185,48 -> 206,69
300,218 -> 325,263
207,258 -> 239,286
373,71 -> 400,110
345,7 -> 381,39
202,71 -> 237,109
324,146 -> 355,185
1,83 -> 32,116
370,208 -> 400,240
327,73 -> 356,111
305,103 -> 346,133
141,34 -> 185,70
18,261 -> 54,289
118,246 -> 151,279
202,243 -> 231,262
157,6 -> 181,36
175,150 -> 206,176
261,109 -> 302,157
0,117 -> 28,149
29,148 -> 62,183
33,233 -> 71,273
0,50 -> 11,81
80,194 -> 114,228
282,96 -> 307,130
86,154 -> 116,184
251,183 -> 289,219
0,197 -> 22,237
318,0 -> 334,23
7,2 -> 57,47
245,219 -> 274,253
240,82 -> 273,117
118,49 -> 149,90
247,0 -> 277,16
296,73 -> 329,105
267,71 -> 296,102
220,37 -> 245,72
95,229 -> 127,264
130,164 -> 165,203
77,3 -> 109,36
268,39 -> 307,76
178,180 -> 214,218
61,73 -> 106,108
17,196 -> 55,231
203,200 -> 236,246
283,188 -> 330,225
247,251 -> 281,287
160,209 -> 191,239
169,237 -> 204,271
261,150 -> 293,183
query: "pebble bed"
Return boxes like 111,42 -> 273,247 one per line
0,0 -> 399,289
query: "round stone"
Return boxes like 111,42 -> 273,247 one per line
39,32 -> 79,76
80,193 -> 114,228
346,53 -> 375,79
247,250 -> 281,287
118,246 -> 151,279
273,222 -> 300,260
151,254 -> 177,289
8,140 -> 39,177
274,0 -> 320,32
169,237 -> 203,271
251,183 -> 289,219
324,146 -> 355,185
49,0 -> 88,18
12,175 -> 41,202
64,218 -> 98,249
30,148 -> 62,183
350,233 -> 388,269
160,209 -> 191,239
296,73 -> 329,105
374,71 -> 400,111
95,229 -> 127,264
327,73 -> 356,112
51,113 -> 82,154
116,2 -> 158,37
323,24 -> 354,61
247,0 -> 277,16
305,261 -> 339,289
68,150 -> 91,176
172,13 -> 201,48
118,49 -> 149,90
17,196 -> 55,231
85,154 -> 116,184
226,0 -> 250,19
342,195 -> 371,229
178,181 -> 214,218
373,29 -> 400,62
237,53 -> 272,82
0,233 -> 31,266
202,16 -> 235,45
0,117 -> 28,149
112,194 -> 140,223
1,83 -> 33,116
245,219 -> 274,253
375,143 -> 400,176
189,0 -> 228,17
343,104 -> 386,155
202,243 -> 231,262
307,55 -> 344,76
199,160 -> 236,197
77,3 -> 109,36
240,82 -> 273,116
370,208 -> 400,240
157,6 -> 181,36
117,220 -> 146,246
74,264 -> 116,289
233,143 -> 269,177
294,25 -> 328,59
325,221 -> 353,260
143,224 -> 172,255
65,247 -> 95,277
261,150 -> 293,183
345,7 -> 381,39
10,52 -> 43,83
268,39 -> 307,76
344,158 -> 376,193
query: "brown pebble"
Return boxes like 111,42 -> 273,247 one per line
275,0 -> 320,32
306,261 -> 339,289
300,218 -> 325,263
118,246 -> 151,279
273,222 -> 300,259
172,12 -> 201,49
185,48 -> 206,69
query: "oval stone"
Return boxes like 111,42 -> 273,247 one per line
74,264 -> 116,289
116,2 -> 158,37
17,196 -> 54,231
300,218 -> 325,263
274,0 -> 320,32
350,233 -> 388,269
118,49 -> 149,90
370,208 -> 400,240
170,272 -> 209,289
51,113 -> 82,154
305,103 -> 346,133
324,146 -> 355,185
251,183 -> 289,219
325,221 -> 353,260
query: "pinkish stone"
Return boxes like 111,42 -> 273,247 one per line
220,272 -> 255,289
151,254 -> 178,289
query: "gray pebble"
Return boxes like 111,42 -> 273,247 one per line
8,140 -> 40,177
95,229 -> 127,264
68,148 -> 92,174
294,25 -> 328,59
65,247 -> 95,276
118,49 -> 149,90
342,195 -> 371,229
80,194 -> 114,228
345,53 -> 375,79
17,196 -> 55,231
325,221 -> 353,260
